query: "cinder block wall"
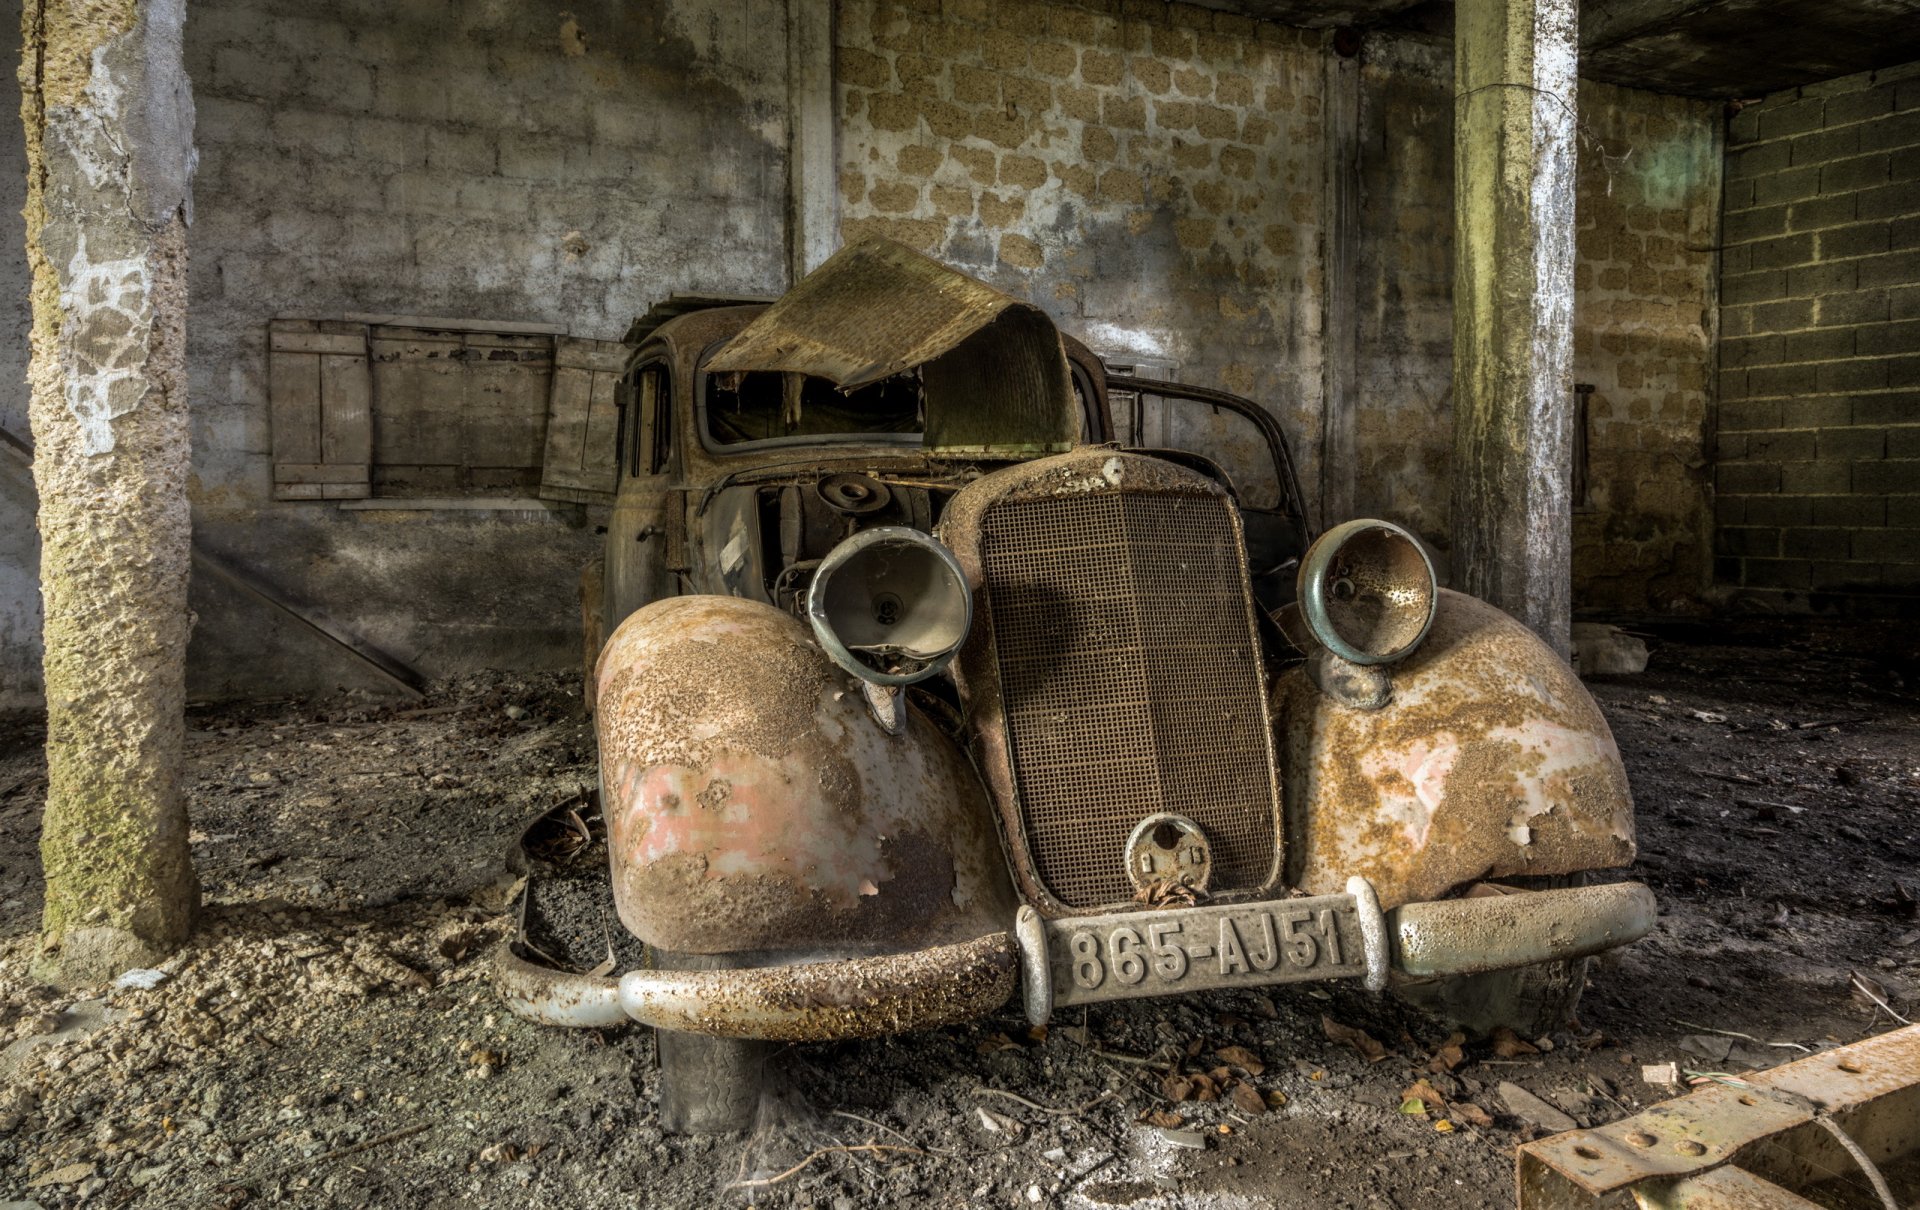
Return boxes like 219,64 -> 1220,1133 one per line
1717,62 -> 1920,612
1572,82 -> 1721,614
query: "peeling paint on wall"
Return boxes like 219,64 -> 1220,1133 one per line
56,236 -> 155,456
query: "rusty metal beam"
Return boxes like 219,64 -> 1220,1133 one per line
1517,1023 -> 1920,1208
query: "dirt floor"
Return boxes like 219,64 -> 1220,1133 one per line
1,625 -> 1916,1209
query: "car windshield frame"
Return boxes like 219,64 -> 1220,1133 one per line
694,341 -> 926,456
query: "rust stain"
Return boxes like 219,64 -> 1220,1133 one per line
596,595 -> 1015,955
619,932 -> 1018,1041
1279,590 -> 1635,908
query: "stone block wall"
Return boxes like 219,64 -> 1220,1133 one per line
1354,34 -> 1721,612
0,0 -> 1746,706
1716,61 -> 1920,611
835,0 -> 1328,507
1571,82 -> 1721,614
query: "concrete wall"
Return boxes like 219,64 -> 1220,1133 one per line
1352,32 -> 1720,611
1716,61 -> 1920,614
0,0 -> 794,704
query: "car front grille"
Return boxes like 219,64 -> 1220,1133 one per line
977,488 -> 1282,910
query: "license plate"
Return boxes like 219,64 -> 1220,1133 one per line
1045,895 -> 1367,1007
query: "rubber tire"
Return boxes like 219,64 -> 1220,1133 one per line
649,950 -> 771,1134
1392,956 -> 1589,1039
654,1028 -> 771,1134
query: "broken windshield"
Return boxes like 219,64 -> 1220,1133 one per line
700,367 -> 925,451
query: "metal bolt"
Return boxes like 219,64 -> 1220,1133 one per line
1626,1131 -> 1657,1148
1674,1140 -> 1706,1157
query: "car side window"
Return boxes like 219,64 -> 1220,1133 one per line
626,363 -> 670,477
650,366 -> 672,474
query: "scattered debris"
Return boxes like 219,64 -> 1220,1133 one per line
1496,1083 -> 1577,1133
0,635 -> 1911,1208
1571,624 -> 1650,676
24,1163 -> 93,1189
1850,971 -> 1912,1025
1155,1128 -> 1207,1150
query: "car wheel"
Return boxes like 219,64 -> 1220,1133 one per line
649,951 -> 771,1133
1390,873 -> 1590,1038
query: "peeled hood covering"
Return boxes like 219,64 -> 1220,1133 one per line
704,239 -> 1077,457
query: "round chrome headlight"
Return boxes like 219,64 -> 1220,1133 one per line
1297,518 -> 1437,666
807,527 -> 972,686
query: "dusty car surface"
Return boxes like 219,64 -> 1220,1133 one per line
494,239 -> 1655,1131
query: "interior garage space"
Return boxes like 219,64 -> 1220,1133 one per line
0,0 -> 1917,1206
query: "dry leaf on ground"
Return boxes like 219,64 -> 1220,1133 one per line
1216,1045 -> 1265,1075
1229,1081 -> 1267,1115
1429,1031 -> 1467,1072
1321,1015 -> 1388,1063
1451,1102 -> 1495,1128
1492,1027 -> 1540,1058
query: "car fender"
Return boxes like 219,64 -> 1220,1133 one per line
1276,589 -> 1635,909
595,595 -> 1016,955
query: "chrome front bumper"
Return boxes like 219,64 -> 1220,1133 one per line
496,879 -> 1657,1041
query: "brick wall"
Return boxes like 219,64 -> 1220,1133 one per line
1356,34 -> 1721,612
1717,61 -> 1920,611
836,0 -> 1328,508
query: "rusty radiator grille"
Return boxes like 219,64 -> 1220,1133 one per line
979,491 -> 1281,909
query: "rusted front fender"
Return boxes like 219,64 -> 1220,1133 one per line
595,595 -> 1017,955
1277,590 -> 1635,909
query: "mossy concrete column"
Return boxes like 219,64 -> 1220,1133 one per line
22,0 -> 199,985
1451,0 -> 1578,659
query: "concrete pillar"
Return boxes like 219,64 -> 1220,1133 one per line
1450,0 -> 1578,658
786,0 -> 836,283
23,0 -> 199,984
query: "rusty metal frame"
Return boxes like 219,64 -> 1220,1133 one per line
1517,1023 -> 1920,1209
1103,372 -> 1310,540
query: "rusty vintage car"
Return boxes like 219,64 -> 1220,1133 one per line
495,240 -> 1655,1130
